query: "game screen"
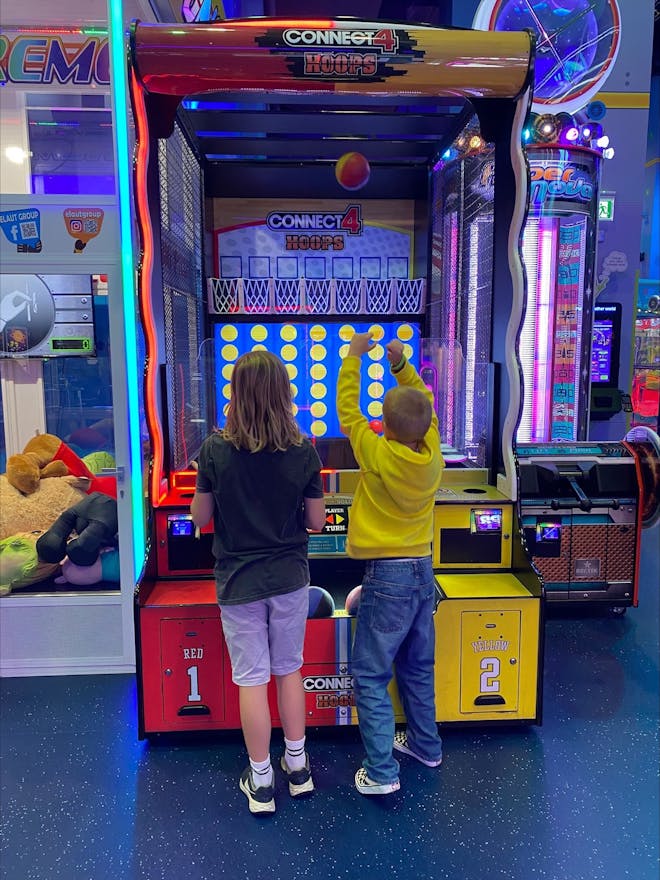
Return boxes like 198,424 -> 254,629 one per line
590,304 -> 621,386
590,318 -> 614,384
213,319 -> 420,439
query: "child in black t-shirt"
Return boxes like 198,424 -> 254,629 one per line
191,350 -> 325,815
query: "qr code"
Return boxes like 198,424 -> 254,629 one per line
19,221 -> 38,239
83,219 -> 99,234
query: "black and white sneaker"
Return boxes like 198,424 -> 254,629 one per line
354,767 -> 400,795
393,730 -> 442,767
280,753 -> 315,796
239,767 -> 275,814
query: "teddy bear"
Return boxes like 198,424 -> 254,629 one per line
6,433 -> 116,498
0,472 -> 88,542
36,492 -> 118,567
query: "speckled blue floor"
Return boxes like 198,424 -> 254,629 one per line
1,525 -> 658,880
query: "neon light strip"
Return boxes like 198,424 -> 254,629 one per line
446,214 -> 458,446
109,1 -> 145,579
130,68 -> 165,506
518,220 -> 538,442
534,220 -> 557,440
466,221 -> 479,445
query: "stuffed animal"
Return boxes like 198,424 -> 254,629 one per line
55,547 -> 120,586
37,492 -> 118,566
0,473 -> 87,542
0,531 -> 61,596
6,433 -> 116,498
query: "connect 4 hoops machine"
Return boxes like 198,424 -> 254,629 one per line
128,18 -> 544,738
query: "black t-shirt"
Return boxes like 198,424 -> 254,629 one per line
196,434 -> 324,605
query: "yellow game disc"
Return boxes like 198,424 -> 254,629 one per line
222,364 -> 234,380
280,343 -> 297,361
311,420 -> 327,437
310,363 -> 327,380
311,401 -> 327,417
310,382 -> 327,400
310,325 -> 326,341
368,401 -> 383,417
221,344 -> 238,361
398,324 -> 413,342
339,325 -> 355,341
280,324 -> 297,341
251,325 -> 268,342
220,325 -> 238,341
368,381 -> 384,398
286,363 -> 298,379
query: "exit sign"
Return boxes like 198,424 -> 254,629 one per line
598,195 -> 615,221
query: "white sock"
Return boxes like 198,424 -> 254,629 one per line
249,756 -> 273,788
284,736 -> 306,771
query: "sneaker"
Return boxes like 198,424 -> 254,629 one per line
393,730 -> 442,767
239,766 -> 275,814
354,767 -> 400,796
280,753 -> 314,797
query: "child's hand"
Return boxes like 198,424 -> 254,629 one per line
386,339 -> 404,364
348,331 -> 375,357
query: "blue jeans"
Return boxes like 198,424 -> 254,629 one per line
352,557 -> 443,784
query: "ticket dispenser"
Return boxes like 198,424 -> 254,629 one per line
430,471 -> 544,724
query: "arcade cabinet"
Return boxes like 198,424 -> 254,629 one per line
127,18 -> 544,738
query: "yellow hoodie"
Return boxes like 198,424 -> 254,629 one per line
336,355 -> 445,559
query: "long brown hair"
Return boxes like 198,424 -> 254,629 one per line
222,350 -> 304,452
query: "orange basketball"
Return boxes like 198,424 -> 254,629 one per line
335,152 -> 370,191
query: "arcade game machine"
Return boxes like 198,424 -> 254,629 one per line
127,18 -> 544,737
517,121 -> 603,444
510,135 -> 659,612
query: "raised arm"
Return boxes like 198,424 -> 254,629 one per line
386,339 -> 438,431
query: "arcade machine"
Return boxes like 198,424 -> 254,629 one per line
518,126 -> 603,444
127,18 -> 544,737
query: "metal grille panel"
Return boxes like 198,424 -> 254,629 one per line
158,122 -> 207,471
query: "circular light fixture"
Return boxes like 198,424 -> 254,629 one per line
5,146 -> 29,164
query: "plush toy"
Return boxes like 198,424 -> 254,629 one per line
0,474 -> 87,542
0,531 -> 60,596
55,547 -> 120,586
6,433 -> 116,498
37,492 -> 118,566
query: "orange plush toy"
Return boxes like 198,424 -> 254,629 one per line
6,434 -> 117,498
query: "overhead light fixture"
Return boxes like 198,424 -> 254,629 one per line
5,146 -> 30,164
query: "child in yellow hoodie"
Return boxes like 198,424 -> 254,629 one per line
337,331 -> 445,796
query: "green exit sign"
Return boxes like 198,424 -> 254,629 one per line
598,195 -> 615,221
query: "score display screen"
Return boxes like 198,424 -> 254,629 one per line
470,508 -> 503,533
168,516 -> 194,537
213,320 -> 420,439
536,521 -> 561,542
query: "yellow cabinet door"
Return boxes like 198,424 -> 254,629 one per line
459,610 -> 521,714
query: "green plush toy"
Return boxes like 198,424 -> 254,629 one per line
0,531 -> 59,596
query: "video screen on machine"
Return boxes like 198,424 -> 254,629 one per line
590,304 -> 621,386
213,320 -> 421,441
